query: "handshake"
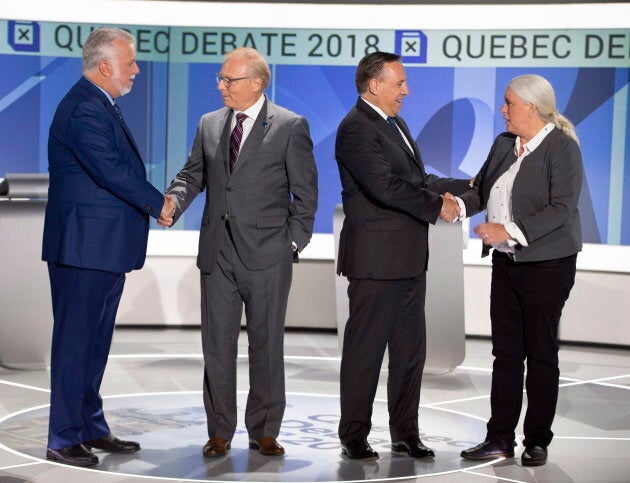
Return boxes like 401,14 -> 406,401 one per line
439,192 -> 460,223
158,194 -> 175,227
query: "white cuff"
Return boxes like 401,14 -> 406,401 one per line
455,197 -> 467,221
505,222 -> 528,247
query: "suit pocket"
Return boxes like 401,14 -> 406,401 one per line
254,215 -> 288,250
94,187 -> 117,201
76,205 -> 121,221
365,218 -> 409,231
256,215 -> 287,228
75,205 -> 122,258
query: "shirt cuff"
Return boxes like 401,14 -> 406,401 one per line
505,222 -> 528,247
455,197 -> 467,221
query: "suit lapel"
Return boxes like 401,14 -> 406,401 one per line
394,116 -> 425,172
106,102 -> 143,163
219,110 -> 232,176
78,79 -> 144,168
230,99 -> 271,174
483,141 -> 518,188
356,97 -> 426,176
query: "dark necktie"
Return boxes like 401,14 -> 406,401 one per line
386,116 -> 399,134
229,112 -> 248,172
113,102 -> 127,127
388,116 -> 410,147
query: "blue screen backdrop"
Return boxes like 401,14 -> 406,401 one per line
1,23 -> 628,245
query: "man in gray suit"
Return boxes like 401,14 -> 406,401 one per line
160,48 -> 318,457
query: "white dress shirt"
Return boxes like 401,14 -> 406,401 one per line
360,97 -> 414,153
231,93 -> 266,146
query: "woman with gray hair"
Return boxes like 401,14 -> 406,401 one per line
451,74 -> 583,467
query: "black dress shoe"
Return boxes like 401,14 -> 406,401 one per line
521,445 -> 547,466
460,440 -> 515,460
84,434 -> 140,453
341,440 -> 379,460
46,444 -> 99,467
392,436 -> 435,458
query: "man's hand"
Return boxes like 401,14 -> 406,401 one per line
439,195 -> 460,223
158,194 -> 175,227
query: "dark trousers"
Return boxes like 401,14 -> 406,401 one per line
339,274 -> 426,443
47,262 -> 125,449
199,227 -> 292,440
487,251 -> 577,448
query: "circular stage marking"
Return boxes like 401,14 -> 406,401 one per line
0,392 -> 498,482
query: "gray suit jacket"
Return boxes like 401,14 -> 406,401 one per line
460,128 -> 583,262
167,96 -> 318,272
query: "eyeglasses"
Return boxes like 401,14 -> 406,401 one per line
215,74 -> 251,88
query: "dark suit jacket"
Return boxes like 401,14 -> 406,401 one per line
335,98 -> 470,280
167,96 -> 318,272
460,129 -> 583,262
42,76 -> 165,273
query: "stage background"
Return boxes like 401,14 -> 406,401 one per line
1,19 -> 629,245
1,2 -> 629,344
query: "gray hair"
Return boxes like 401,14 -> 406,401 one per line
508,74 -> 579,144
82,27 -> 135,73
224,47 -> 271,90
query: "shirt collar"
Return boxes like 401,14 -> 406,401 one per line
361,97 -> 389,121
85,76 -> 115,105
234,93 -> 266,122
516,122 -> 555,155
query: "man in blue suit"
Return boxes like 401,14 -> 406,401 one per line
42,27 -> 174,467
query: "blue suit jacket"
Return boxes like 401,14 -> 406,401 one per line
42,76 -> 164,273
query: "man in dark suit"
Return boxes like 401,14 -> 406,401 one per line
335,52 -> 468,460
42,27 -> 174,467
162,47 -> 318,457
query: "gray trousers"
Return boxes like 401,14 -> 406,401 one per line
200,226 -> 292,440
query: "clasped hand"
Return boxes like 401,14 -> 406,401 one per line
439,192 -> 460,223
158,194 -> 175,227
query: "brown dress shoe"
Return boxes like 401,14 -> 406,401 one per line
249,436 -> 285,456
203,437 -> 230,457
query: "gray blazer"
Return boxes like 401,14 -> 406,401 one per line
460,128 -> 583,262
167,96 -> 318,272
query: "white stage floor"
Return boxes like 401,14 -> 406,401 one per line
1,328 -> 629,482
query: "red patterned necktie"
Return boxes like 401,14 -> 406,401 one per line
229,112 -> 248,172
